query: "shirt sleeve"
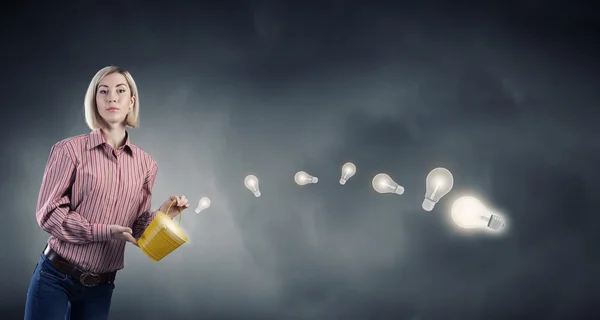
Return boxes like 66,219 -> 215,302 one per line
132,159 -> 159,240
36,142 -> 112,244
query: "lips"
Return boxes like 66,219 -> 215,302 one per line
107,108 -> 119,112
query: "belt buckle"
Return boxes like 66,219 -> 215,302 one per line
80,272 -> 100,287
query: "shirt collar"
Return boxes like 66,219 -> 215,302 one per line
87,128 -> 135,156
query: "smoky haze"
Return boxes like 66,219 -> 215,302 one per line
1,1 -> 599,319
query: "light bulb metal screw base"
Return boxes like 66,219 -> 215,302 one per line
339,178 -> 347,185
487,214 -> 505,230
195,208 -> 201,214
253,191 -> 261,197
311,177 -> 318,183
394,185 -> 404,195
422,198 -> 436,211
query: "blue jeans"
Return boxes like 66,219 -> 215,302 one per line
24,252 -> 115,320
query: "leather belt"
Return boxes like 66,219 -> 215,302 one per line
43,245 -> 116,287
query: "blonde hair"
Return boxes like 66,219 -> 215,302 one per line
84,66 -> 140,130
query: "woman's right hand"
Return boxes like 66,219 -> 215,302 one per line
109,225 -> 137,245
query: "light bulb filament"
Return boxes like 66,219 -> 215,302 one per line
430,184 -> 440,199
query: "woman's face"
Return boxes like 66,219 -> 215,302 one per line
96,72 -> 135,127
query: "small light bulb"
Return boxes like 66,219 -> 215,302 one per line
450,196 -> 505,231
195,197 -> 211,213
244,175 -> 261,197
339,162 -> 356,185
294,171 -> 318,186
422,168 -> 454,211
371,173 -> 404,195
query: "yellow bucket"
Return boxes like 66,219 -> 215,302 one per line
138,200 -> 188,262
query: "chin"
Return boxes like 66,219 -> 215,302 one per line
102,116 -> 127,124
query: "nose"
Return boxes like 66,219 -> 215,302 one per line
108,91 -> 118,102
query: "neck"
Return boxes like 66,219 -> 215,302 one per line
100,124 -> 127,150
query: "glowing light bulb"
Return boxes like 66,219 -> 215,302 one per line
195,197 -> 211,213
450,196 -> 505,230
244,174 -> 261,197
294,171 -> 318,186
371,173 -> 404,195
339,162 -> 356,185
422,168 -> 454,211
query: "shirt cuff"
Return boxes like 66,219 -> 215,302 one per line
91,224 -> 112,242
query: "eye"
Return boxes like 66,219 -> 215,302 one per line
99,89 -> 107,94
118,89 -> 127,93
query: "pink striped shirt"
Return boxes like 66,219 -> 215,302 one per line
36,128 -> 158,273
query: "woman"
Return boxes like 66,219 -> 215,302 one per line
24,66 -> 190,320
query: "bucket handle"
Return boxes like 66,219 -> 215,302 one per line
166,199 -> 183,226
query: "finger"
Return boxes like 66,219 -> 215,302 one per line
124,232 -> 137,245
126,227 -> 133,234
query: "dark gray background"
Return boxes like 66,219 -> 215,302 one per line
2,1 -> 599,319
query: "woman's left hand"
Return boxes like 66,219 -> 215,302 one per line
159,195 -> 190,219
